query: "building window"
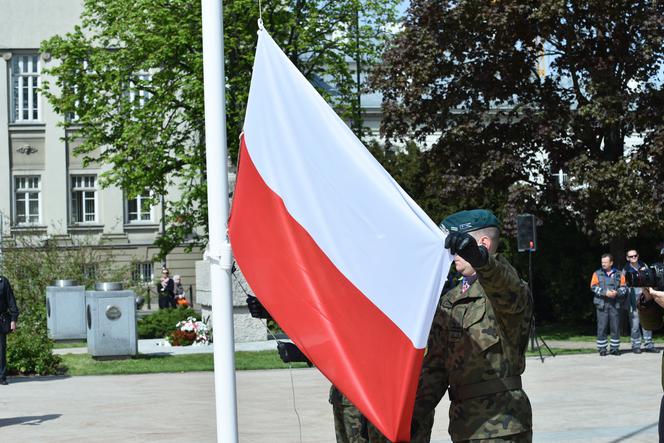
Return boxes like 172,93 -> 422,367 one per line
127,192 -> 153,223
129,73 -> 151,108
133,262 -> 154,283
71,175 -> 97,223
14,176 -> 41,225
11,54 -> 41,122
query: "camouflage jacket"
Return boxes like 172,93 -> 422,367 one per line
413,254 -> 533,441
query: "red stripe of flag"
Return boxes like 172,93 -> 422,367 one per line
229,136 -> 423,441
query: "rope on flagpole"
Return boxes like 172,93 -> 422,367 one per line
258,0 -> 264,30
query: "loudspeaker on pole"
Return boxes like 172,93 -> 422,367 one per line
516,213 -> 537,252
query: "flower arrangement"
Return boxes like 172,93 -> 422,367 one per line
167,316 -> 211,346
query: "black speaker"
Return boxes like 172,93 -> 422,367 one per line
517,214 -> 537,252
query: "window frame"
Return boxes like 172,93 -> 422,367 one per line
70,175 -> 98,224
13,175 -> 42,226
10,54 -> 41,123
129,73 -> 152,108
133,262 -> 154,284
125,191 -> 155,224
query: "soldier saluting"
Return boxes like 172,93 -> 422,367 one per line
419,209 -> 533,442
368,210 -> 532,443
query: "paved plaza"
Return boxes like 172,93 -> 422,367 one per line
0,350 -> 660,442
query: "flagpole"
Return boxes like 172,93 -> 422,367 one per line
200,1 -> 238,442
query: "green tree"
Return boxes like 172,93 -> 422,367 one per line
369,0 -> 663,323
41,0 -> 400,258
371,0 -> 664,245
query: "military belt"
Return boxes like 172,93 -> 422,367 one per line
448,375 -> 522,402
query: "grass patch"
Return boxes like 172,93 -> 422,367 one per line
235,351 -> 309,370
59,347 -> 597,377
537,323 -> 664,343
60,350 -> 309,376
61,353 -> 215,376
536,323 -> 596,341
52,341 -> 87,349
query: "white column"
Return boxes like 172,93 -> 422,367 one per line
41,58 -> 69,237
0,55 -> 11,232
201,1 -> 238,442
99,164 -> 125,236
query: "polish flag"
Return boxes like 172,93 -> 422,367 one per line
229,29 -> 451,442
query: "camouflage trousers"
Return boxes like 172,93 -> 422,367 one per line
366,414 -> 531,443
330,385 -> 368,443
456,430 -> 532,443
365,409 -> 435,443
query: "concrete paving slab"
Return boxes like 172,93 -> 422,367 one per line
236,352 -> 662,443
0,373 -> 217,443
0,352 -> 661,442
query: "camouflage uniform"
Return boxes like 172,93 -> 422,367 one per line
330,385 -> 369,443
420,253 -> 532,442
368,254 -> 533,442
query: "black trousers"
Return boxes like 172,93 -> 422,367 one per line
0,333 -> 6,381
158,295 -> 173,309
659,395 -> 664,443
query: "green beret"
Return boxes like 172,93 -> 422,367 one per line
439,209 -> 501,233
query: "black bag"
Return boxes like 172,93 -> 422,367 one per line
0,313 -> 11,334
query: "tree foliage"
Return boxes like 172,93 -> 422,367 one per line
371,0 -> 664,244
41,0 -> 400,257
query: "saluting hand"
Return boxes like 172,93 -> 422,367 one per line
445,231 -> 489,268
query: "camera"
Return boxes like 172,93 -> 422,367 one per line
625,263 -> 664,291
277,341 -> 312,366
246,295 -> 271,319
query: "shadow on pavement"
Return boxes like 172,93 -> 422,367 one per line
607,422 -> 658,443
0,414 -> 62,427
6,375 -> 71,384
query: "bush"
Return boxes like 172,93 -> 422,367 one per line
6,310 -> 62,375
137,308 -> 200,339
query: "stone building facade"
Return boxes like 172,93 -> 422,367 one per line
0,0 -> 203,296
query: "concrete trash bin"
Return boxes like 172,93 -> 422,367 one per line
46,280 -> 87,340
86,282 -> 138,357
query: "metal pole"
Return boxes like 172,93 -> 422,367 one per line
0,212 -> 3,264
160,194 -> 167,269
201,1 -> 238,442
354,5 -> 362,136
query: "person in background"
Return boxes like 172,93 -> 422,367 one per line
173,275 -> 189,307
157,268 -> 175,309
622,249 -> 657,353
0,275 -> 19,385
591,253 -> 626,356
